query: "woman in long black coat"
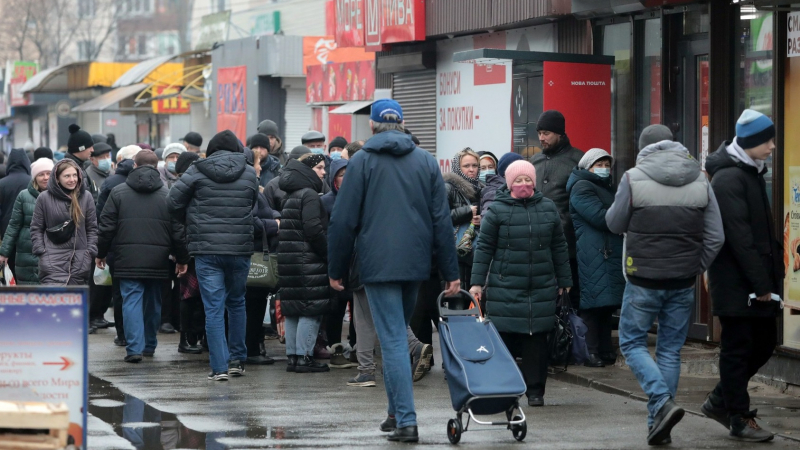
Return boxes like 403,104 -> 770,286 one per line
277,154 -> 331,373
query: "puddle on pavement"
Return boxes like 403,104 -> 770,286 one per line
88,374 -> 314,449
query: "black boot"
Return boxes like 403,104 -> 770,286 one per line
729,411 -> 774,442
286,355 -> 298,372
295,355 -> 330,373
584,353 -> 605,368
178,332 -> 202,354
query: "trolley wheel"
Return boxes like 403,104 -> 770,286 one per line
510,415 -> 526,442
447,418 -> 462,444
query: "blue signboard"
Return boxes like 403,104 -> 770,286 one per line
0,286 -> 88,448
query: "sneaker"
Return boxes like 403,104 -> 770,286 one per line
701,393 -> 730,430
729,411 -> 774,442
528,396 -> 544,407
207,371 -> 229,381
123,354 -> 142,363
647,400 -> 684,446
228,360 -> 245,377
411,343 -> 433,382
330,344 -> 358,369
347,372 -> 376,387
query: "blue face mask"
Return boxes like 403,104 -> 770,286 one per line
594,168 -> 610,178
97,158 -> 112,173
330,151 -> 342,160
479,170 -> 495,183
167,161 -> 177,174
310,148 -> 325,155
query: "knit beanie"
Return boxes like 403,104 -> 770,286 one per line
163,143 -> 187,161
248,133 -> 271,150
206,130 -> 243,157
257,120 -> 279,137
67,124 -> 94,154
578,148 -> 612,170
329,136 -> 348,151
34,147 -> 53,161
30,158 -> 54,179
638,124 -> 673,151
536,110 -> 566,135
175,151 -> 200,175
736,109 -> 775,149
497,152 -> 524,178
302,154 -> 326,168
504,160 -> 537,189
289,145 -> 311,160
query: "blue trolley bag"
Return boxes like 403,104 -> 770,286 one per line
437,290 -> 526,415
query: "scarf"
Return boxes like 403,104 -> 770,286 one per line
726,138 -> 764,172
451,153 -> 481,192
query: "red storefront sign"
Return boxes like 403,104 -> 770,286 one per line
217,66 -> 247,143
312,60 -> 375,103
543,61 -> 611,152
335,0 -> 365,47
152,86 -> 190,114
473,32 -> 506,86
9,76 -> 29,107
364,0 -> 425,51
303,36 -> 374,74
328,110 -> 353,141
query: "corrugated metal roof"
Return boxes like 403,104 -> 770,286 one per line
71,84 -> 148,112
426,0 -> 571,37
20,62 -> 83,93
112,55 -> 175,88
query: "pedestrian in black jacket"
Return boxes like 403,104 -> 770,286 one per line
96,150 -> 189,363
265,146 -> 331,211
249,133 -> 281,188
64,125 -> 95,196
443,148 -> 483,295
703,110 -> 782,442
0,148 -> 31,237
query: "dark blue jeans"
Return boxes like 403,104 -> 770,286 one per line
195,255 -> 249,374
120,279 -> 162,357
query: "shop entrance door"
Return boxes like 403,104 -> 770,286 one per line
677,38 -> 712,341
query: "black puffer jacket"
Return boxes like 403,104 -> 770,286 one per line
167,150 -> 259,256
0,149 -> 31,235
705,143 -> 783,317
277,159 -> 330,317
97,159 -> 134,216
97,166 -> 189,279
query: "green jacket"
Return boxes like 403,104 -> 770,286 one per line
471,188 -> 572,334
0,183 -> 40,284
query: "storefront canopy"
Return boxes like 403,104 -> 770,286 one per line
71,84 -> 148,112
453,49 -> 616,66
329,101 -> 374,115
112,49 -> 212,88
21,62 -> 141,94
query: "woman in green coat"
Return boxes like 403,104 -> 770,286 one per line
0,158 -> 54,284
470,160 -> 572,408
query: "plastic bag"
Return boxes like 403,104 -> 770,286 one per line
93,265 -> 112,286
2,264 -> 16,286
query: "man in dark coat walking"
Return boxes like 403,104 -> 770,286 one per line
168,130 -> 259,381
96,150 -> 188,363
0,148 -> 31,237
702,110 -> 782,442
327,99 -> 460,443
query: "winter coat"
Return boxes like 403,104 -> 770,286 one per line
97,166 -> 189,279
327,130 -> 459,285
97,159 -> 134,217
566,168 -> 624,310
470,188 -> 572,335
157,165 -> 179,189
167,150 -> 259,256
0,149 -> 31,236
530,136 -> 583,257
480,173 -> 506,216
85,164 -> 109,201
321,158 -> 349,216
63,153 -> 92,196
443,172 -> 480,227
0,183 -> 41,284
706,142 -> 783,317
30,163 -> 98,285
265,167 -> 330,211
277,159 -> 330,317
253,191 -> 280,254
259,154 -> 281,188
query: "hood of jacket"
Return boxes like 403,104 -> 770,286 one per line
361,130 -> 416,156
329,158 -> 349,193
443,172 -> 479,201
704,141 -> 764,177
126,166 -> 164,193
566,167 -> 611,194
27,181 -> 40,199
6,148 -> 31,175
115,159 -> 135,176
279,158 -> 324,194
494,185 -> 544,206
48,159 -> 84,202
194,150 -> 247,184
635,140 -> 700,187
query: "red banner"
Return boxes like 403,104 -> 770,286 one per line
307,65 -> 325,103
543,61 -> 611,153
308,60 -> 375,104
328,110 -> 353,141
335,0 -> 365,47
303,36 -> 374,74
365,0 -> 425,51
217,66 -> 247,143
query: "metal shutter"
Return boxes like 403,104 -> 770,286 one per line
284,88 -> 312,149
392,70 -> 436,155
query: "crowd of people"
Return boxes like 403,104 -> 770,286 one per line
0,98 -> 783,445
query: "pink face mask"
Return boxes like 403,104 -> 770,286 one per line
511,184 -> 534,199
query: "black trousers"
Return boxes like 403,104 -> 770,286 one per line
712,316 -> 777,415
179,296 -> 205,345
245,287 -> 270,357
326,290 -> 351,345
568,258 -> 580,309
410,273 -> 442,346
500,332 -> 549,398
161,264 -> 180,328
580,306 -> 617,354
88,276 -> 113,320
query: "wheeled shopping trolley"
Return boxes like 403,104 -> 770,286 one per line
437,290 -> 528,444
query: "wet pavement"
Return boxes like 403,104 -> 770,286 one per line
87,327 -> 800,449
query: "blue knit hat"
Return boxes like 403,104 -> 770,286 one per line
497,152 -> 524,178
370,99 -> 403,123
736,109 -> 775,149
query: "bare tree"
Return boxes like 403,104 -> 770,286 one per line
0,0 -> 37,62
74,0 -> 124,61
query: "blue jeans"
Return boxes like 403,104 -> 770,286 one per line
364,281 -> 421,428
618,282 -> 694,427
120,279 -> 162,357
195,255 -> 250,374
284,316 -> 322,356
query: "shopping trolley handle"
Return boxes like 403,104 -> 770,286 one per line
437,289 -> 483,318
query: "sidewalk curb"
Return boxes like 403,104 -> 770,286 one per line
550,369 -> 800,443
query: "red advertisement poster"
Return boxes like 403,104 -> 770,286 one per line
356,60 -> 376,101
217,66 -> 247,143
303,36 -> 374,74
152,86 -> 190,114
326,0 -> 336,36
307,60 -> 375,104
473,32 -> 506,86
335,0 -> 365,47
9,76 -> 29,107
543,61 -> 611,152
365,0 -> 425,51
306,65 -> 325,103
328,110 -> 352,141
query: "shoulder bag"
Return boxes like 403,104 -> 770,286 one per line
247,233 -> 279,289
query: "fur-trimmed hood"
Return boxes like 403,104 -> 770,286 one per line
443,172 -> 479,201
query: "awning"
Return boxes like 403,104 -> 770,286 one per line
453,49 -> 616,66
21,62 -> 138,94
112,48 -> 212,88
20,62 -> 82,93
329,101 -> 374,115
72,84 -> 148,112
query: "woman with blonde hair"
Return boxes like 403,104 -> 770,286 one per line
443,148 -> 483,292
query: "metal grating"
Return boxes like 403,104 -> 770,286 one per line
392,70 -> 437,155
426,0 -> 570,36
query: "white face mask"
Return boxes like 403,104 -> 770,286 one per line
594,168 -> 610,178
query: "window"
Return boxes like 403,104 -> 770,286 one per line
78,41 -> 95,60
78,0 -> 96,17
635,19 -> 662,142
601,22 -> 633,174
138,35 -> 148,55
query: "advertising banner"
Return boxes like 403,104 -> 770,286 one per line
306,65 -> 325,103
328,110 -> 352,141
0,287 -> 89,448
335,0 -> 365,47
7,61 -> 39,107
152,86 -> 190,114
542,61 -> 611,153
196,11 -> 230,50
364,0 -> 425,51
303,36 -> 374,74
217,66 -> 247,142
307,60 -> 375,104
789,12 -> 800,57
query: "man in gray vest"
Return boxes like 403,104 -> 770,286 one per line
606,125 -> 724,446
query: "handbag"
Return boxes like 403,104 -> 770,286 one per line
569,310 -> 591,364
46,219 -> 75,245
548,291 -> 574,371
247,233 -> 278,288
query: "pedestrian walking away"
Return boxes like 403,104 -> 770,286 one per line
606,125 -> 724,446
328,98 -> 460,443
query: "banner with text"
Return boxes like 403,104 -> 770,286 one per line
217,66 -> 247,142
303,36 -> 374,74
364,0 -> 425,51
